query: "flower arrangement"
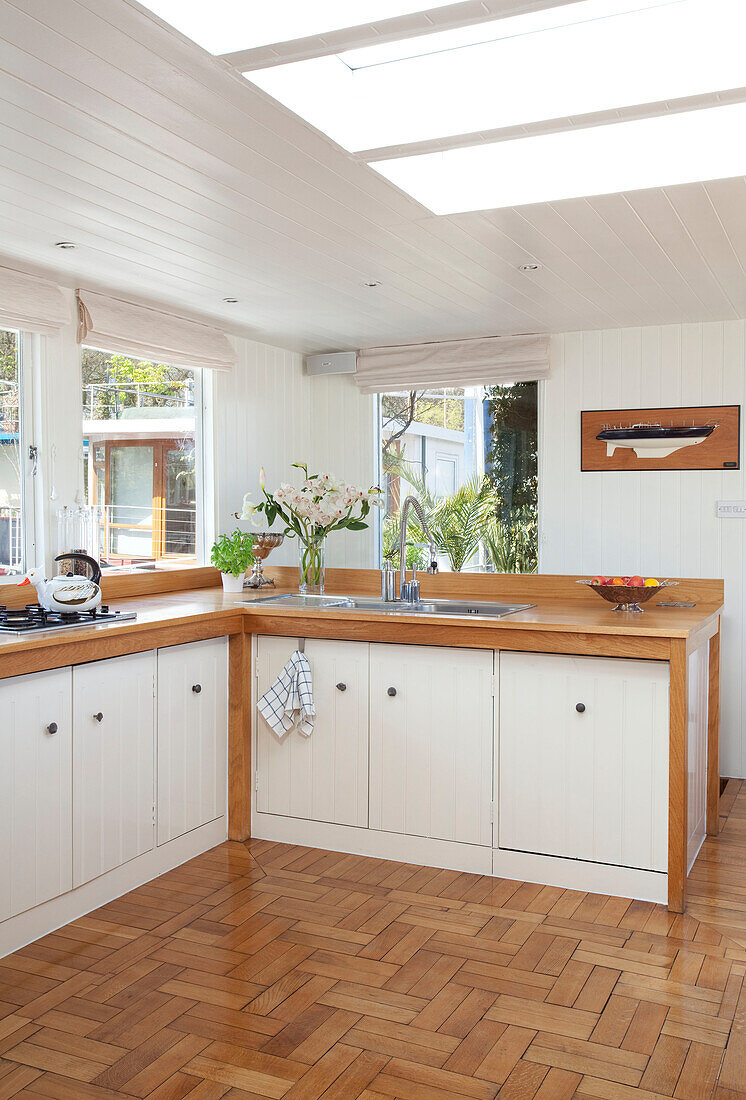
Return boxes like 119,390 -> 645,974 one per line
210,529 -> 256,592
255,463 -> 383,592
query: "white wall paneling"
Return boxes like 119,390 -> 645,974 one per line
541,321 -> 746,776
157,637 -> 228,845
0,668 -> 72,921
499,651 -> 670,872
369,643 -> 493,846
72,650 -> 156,886
255,636 -> 370,827
214,337 -> 376,568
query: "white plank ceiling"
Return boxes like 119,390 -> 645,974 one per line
1,0 -> 745,353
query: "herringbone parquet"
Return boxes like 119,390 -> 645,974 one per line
3,782 -> 746,1100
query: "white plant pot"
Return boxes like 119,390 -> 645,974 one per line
220,571 -> 245,593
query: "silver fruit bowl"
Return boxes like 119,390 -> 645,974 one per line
578,578 -> 678,613
246,532 -> 285,588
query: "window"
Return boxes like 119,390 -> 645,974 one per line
81,347 -> 204,570
378,383 -> 538,573
0,328 -> 32,578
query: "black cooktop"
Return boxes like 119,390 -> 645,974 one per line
0,603 -> 137,634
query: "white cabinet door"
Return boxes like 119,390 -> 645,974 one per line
0,668 -> 72,921
369,643 -> 493,847
73,651 -> 155,887
256,636 -> 369,826
499,651 -> 669,872
157,637 -> 228,845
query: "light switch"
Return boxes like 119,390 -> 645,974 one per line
717,501 -> 746,518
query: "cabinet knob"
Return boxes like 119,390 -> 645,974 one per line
93,712 -> 104,723
46,722 -> 58,735
387,687 -> 397,697
336,682 -> 347,692
575,702 -> 586,713
192,684 -> 202,694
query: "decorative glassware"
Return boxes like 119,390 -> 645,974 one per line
299,535 -> 326,594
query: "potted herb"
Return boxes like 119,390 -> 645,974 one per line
210,529 -> 256,592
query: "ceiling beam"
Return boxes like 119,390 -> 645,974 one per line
220,0 -> 586,71
357,86 -> 746,162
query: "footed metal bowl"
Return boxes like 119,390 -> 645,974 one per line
578,578 -> 678,612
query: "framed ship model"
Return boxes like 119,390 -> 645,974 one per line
581,405 -> 740,471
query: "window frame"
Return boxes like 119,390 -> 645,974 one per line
80,345 -> 208,573
0,329 -> 38,584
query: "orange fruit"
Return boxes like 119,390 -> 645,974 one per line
611,577 -> 624,585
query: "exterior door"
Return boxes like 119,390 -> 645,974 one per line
256,636 -> 369,827
369,643 -> 493,846
73,651 -> 155,887
499,652 -> 669,871
0,668 -> 72,921
157,637 -> 228,844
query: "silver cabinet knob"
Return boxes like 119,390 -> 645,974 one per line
46,722 -> 58,735
387,687 -> 397,697
93,712 -> 104,723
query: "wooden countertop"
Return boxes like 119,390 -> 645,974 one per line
0,580 -> 723,674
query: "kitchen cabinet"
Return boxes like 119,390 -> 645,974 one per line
157,637 -> 228,844
0,668 -> 72,921
73,651 -> 156,887
369,643 -> 493,846
256,636 -> 369,826
499,651 -> 669,872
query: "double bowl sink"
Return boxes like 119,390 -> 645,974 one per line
239,593 -> 535,619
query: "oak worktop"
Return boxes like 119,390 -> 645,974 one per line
0,580 -> 723,659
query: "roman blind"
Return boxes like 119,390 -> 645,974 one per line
355,333 -> 550,393
0,265 -> 71,335
76,289 -> 236,371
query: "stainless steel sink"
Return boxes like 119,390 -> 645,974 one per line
238,593 -> 534,618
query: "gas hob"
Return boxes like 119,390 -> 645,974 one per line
0,603 -> 137,634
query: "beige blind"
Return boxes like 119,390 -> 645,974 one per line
77,289 -> 236,371
355,333 -> 550,393
0,265 -> 71,335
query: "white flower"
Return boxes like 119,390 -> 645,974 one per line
239,492 -> 263,528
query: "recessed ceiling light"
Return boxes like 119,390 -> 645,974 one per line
247,0 -> 742,153
54,241 -> 76,250
363,280 -> 381,288
222,297 -> 239,303
519,263 -> 540,272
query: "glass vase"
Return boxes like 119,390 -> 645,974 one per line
298,536 -> 326,594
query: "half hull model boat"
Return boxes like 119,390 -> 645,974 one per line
596,422 -> 715,458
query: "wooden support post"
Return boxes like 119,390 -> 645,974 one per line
707,625 -> 721,837
228,630 -> 251,841
668,639 -> 688,913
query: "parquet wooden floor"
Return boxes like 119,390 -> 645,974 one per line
3,786 -> 746,1099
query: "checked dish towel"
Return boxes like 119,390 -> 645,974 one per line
258,649 -> 315,738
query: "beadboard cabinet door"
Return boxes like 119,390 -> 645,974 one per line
0,668 -> 72,921
256,636 -> 369,826
73,651 -> 155,887
157,637 -> 228,844
369,643 -> 493,846
499,651 -> 669,872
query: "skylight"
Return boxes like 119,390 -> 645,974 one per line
369,101 -> 746,214
137,0 -> 461,56
247,0 -> 745,152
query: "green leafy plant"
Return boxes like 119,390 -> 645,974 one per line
483,507 -> 538,574
210,529 -> 256,577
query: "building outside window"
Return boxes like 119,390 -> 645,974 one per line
0,327 -> 32,578
378,382 -> 538,573
81,347 -> 204,569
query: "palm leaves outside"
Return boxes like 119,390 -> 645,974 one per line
382,457 -> 536,574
